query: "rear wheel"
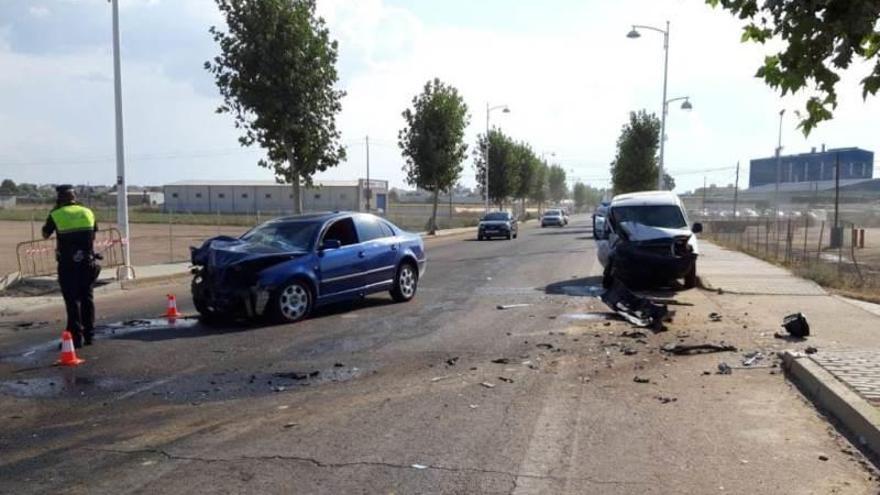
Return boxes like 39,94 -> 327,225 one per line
391,262 -> 418,302
272,280 -> 312,323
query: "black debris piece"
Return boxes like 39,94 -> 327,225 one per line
805,346 -> 818,355
782,313 -> 810,338
709,312 -> 723,322
491,358 -> 510,364
701,371 -> 712,376
621,330 -> 648,339
600,280 -> 669,330
622,347 -> 638,356
498,376 -> 514,383
274,371 -> 320,380
661,342 -> 738,355
633,376 -> 650,384
717,362 -> 732,375
654,396 -> 677,404
446,357 -> 460,366
334,363 -> 345,368
818,454 -> 829,461
536,343 -> 554,350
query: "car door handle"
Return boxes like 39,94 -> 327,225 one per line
358,251 -> 366,258
390,244 -> 398,251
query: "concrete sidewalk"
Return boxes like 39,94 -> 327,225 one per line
699,239 -> 880,459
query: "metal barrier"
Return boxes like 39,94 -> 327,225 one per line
16,228 -> 127,278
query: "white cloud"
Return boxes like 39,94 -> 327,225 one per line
28,6 -> 50,18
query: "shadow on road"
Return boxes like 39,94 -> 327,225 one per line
544,276 -> 604,296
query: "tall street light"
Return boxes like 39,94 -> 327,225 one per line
485,103 -> 510,213
774,108 -> 785,219
111,0 -> 133,279
627,21 -> 671,190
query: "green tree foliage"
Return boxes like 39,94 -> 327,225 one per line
706,0 -> 880,134
663,173 -> 676,191
530,161 -> 549,211
547,165 -> 568,204
0,179 -> 17,195
513,142 -> 539,214
398,78 -> 470,234
610,110 -> 661,194
572,182 -> 588,210
473,129 -> 520,208
206,0 -> 346,213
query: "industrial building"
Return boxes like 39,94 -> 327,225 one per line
163,179 -> 388,215
749,147 -> 873,188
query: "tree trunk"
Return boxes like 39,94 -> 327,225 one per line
291,169 -> 302,214
521,197 -> 526,219
429,188 -> 440,235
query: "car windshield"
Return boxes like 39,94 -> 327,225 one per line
612,205 -> 687,229
240,220 -> 321,251
545,210 -> 561,216
483,213 -> 509,221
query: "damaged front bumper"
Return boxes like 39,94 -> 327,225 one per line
612,237 -> 696,283
192,269 -> 274,318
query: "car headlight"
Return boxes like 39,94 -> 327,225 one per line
505,222 -> 511,228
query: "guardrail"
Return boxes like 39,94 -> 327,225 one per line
16,228 -> 127,278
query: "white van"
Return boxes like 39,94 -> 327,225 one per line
595,191 -> 702,289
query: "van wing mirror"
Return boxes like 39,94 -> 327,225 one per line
692,222 -> 703,234
320,239 -> 342,251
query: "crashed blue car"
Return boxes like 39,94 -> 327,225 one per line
190,212 -> 426,323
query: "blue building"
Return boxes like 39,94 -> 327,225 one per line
749,147 -> 873,188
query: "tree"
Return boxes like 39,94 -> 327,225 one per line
530,161 -> 549,212
572,182 -> 588,211
547,165 -> 568,204
513,142 -> 538,216
706,0 -> 880,133
610,110 -> 661,194
206,0 -> 346,213
0,179 -> 16,195
663,173 -> 676,191
473,129 -> 520,208
398,78 -> 470,234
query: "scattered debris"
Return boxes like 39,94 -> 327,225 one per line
480,382 -> 495,389
600,280 -> 669,329
709,312 -> 723,322
633,376 -> 650,384
621,330 -> 648,339
742,351 -> 764,367
469,404 -> 479,409
717,362 -> 732,375
498,376 -> 514,383
431,375 -> 453,382
805,346 -> 818,355
283,422 -> 298,428
445,357 -> 460,367
662,342 -> 737,355
654,396 -> 677,404
622,347 -> 638,356
701,371 -> 712,376
818,454 -> 829,461
333,363 -> 345,368
274,371 -> 320,380
491,358 -> 510,364
536,343 -> 554,350
497,304 -> 531,310
411,464 -> 428,470
782,313 -> 810,338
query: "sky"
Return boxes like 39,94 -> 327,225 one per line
1,0 -> 879,194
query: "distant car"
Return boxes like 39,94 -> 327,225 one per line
596,191 -> 702,289
541,209 -> 565,227
190,212 -> 426,323
478,211 -> 518,240
592,203 -> 609,237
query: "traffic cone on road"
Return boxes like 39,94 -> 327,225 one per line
165,294 -> 182,319
56,330 -> 85,367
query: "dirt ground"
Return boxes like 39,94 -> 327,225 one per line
0,220 -> 249,274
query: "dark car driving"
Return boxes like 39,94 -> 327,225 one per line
190,212 -> 426,323
477,211 -> 518,240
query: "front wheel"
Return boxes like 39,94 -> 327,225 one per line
683,263 -> 697,289
272,280 -> 313,323
391,262 -> 419,302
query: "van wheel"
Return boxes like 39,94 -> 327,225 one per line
683,264 -> 697,289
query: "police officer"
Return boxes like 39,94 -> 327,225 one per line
42,185 -> 99,348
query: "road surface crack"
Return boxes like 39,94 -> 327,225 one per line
84,446 -> 643,486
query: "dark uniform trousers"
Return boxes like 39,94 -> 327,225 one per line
58,261 -> 95,340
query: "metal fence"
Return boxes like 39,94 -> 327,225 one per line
16,228 -> 127,278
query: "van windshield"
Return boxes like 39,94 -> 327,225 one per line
612,205 -> 687,229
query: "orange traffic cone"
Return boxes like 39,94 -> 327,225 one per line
56,330 -> 85,366
165,294 -> 182,319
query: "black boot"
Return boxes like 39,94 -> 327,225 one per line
83,332 -> 94,346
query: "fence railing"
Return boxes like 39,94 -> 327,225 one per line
16,228 -> 127,278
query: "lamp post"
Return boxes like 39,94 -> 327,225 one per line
485,103 -> 510,213
111,0 -> 133,279
627,21 -> 671,190
774,109 -> 785,219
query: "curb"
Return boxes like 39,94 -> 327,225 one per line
120,269 -> 192,290
782,350 -> 880,460
0,271 -> 21,292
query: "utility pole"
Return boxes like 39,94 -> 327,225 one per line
657,21 -> 670,190
365,135 -> 371,212
774,109 -> 785,219
732,161 -> 740,219
111,0 -> 132,279
701,176 -> 707,212
832,151 -> 841,248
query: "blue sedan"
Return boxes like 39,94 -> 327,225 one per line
190,212 -> 426,323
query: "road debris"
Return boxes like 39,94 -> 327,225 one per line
805,346 -> 818,355
480,382 -> 495,389
283,422 -> 298,428
491,358 -> 510,364
633,376 -> 650,384
654,396 -> 677,404
497,304 -> 531,310
622,347 -> 638,356
498,376 -> 514,383
469,404 -> 479,409
717,362 -> 732,375
709,312 -> 723,322
333,363 -> 345,368
818,454 -> 829,461
742,351 -> 764,367
621,330 -> 647,339
661,342 -> 737,355
536,343 -> 554,350
274,371 -> 320,380
782,312 -> 810,338
445,357 -> 460,367
600,280 -> 669,329
411,464 -> 428,470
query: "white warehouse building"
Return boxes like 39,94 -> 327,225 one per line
163,179 -> 389,215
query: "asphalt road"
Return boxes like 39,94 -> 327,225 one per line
0,216 -> 876,494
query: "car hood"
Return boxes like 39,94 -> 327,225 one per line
619,222 -> 691,241
191,236 -> 307,268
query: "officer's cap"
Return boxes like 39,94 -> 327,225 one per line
55,184 -> 74,195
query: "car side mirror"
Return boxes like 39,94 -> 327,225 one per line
320,239 -> 342,251
692,222 -> 703,234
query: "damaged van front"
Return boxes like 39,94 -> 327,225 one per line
596,191 -> 702,289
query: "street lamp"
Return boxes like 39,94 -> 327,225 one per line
627,20 -> 672,190
485,103 -> 510,213
111,0 -> 133,280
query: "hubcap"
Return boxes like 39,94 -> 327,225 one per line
399,265 -> 416,298
279,284 -> 309,320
